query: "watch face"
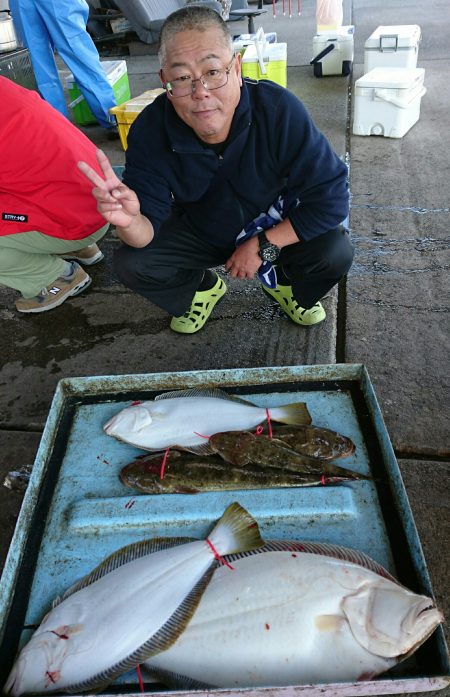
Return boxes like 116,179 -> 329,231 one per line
260,244 -> 280,262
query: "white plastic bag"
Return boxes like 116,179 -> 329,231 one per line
316,0 -> 343,31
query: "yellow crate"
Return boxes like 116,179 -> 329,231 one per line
109,88 -> 165,150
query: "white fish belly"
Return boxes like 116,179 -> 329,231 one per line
146,552 -> 413,687
107,398 -> 267,450
12,541 -> 215,694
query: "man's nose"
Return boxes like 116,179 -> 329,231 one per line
191,77 -> 209,97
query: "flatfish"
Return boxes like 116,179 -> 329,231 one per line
103,388 -> 311,453
144,540 -> 443,688
5,503 -> 263,696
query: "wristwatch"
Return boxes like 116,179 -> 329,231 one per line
258,230 -> 281,262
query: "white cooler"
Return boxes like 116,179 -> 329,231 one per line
311,26 -> 354,77
352,67 -> 426,138
364,25 -> 421,72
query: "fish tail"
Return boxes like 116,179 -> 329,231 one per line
270,402 -> 312,425
207,502 -> 264,557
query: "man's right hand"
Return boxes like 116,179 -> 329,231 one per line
78,149 -> 153,247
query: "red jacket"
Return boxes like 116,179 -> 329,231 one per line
0,77 -> 106,239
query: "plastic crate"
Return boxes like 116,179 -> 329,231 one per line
109,88 -> 165,150
0,48 -> 37,90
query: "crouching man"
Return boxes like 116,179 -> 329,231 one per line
79,5 -> 353,333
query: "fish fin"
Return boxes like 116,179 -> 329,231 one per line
207,501 -> 264,555
142,665 -> 216,690
175,486 -> 202,494
179,441 -> 215,456
65,565 -> 219,693
53,537 -> 198,607
223,540 -> 399,582
270,402 -> 312,425
154,387 -> 256,406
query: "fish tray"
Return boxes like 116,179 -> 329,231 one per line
0,364 -> 449,696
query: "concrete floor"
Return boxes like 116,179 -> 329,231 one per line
0,0 -> 449,693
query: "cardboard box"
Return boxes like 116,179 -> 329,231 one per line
353,67 -> 426,138
241,42 -> 287,88
65,60 -> 131,126
364,25 -> 421,72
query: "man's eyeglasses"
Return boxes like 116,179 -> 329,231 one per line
164,55 -> 236,98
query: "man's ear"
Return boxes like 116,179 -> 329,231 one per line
159,69 -> 166,87
234,52 -> 243,85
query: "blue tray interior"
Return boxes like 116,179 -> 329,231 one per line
2,375 -> 446,690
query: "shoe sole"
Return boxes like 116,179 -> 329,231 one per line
170,277 -> 227,334
16,276 -> 92,314
60,251 -> 104,266
262,285 -> 326,326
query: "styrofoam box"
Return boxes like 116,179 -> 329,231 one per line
242,42 -> 287,87
364,24 -> 421,72
353,67 -> 426,138
311,26 -> 354,77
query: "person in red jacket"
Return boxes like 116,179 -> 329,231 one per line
0,77 -> 110,313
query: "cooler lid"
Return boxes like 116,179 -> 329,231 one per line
356,67 -> 425,89
242,42 -> 287,62
65,59 -> 126,87
365,24 -> 421,49
314,25 -> 355,42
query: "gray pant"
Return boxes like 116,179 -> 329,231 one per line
0,224 -> 109,297
114,215 -> 354,316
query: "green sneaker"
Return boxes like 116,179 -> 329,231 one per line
170,274 -> 227,334
262,283 -> 326,326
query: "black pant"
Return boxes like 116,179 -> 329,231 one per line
114,215 -> 354,316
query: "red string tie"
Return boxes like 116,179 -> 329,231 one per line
131,400 -> 142,406
265,408 -> 273,439
160,448 -> 170,480
206,537 -> 234,570
193,431 -> 210,439
136,664 -> 145,693
321,474 -> 326,486
254,424 -> 264,435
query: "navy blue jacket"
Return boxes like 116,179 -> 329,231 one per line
124,79 -> 349,247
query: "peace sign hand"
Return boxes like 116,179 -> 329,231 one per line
78,149 -> 141,230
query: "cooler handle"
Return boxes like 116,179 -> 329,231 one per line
379,34 -> 399,52
68,94 -> 85,109
310,43 -> 335,65
254,26 -> 267,75
373,86 -> 426,109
